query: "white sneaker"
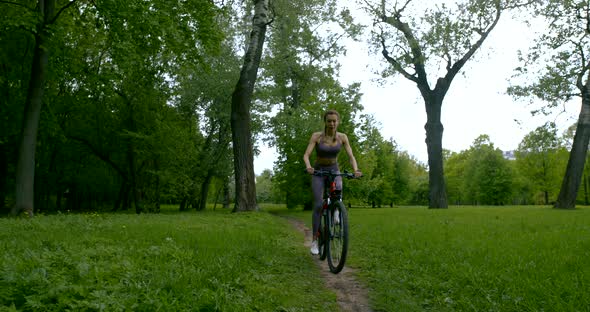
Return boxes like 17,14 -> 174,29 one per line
334,210 -> 340,225
310,240 -> 319,255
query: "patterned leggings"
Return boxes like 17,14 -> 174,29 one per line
311,164 -> 342,238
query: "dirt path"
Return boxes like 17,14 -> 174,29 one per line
284,217 -> 373,312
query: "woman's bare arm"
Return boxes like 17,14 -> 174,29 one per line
303,132 -> 320,173
341,133 -> 361,177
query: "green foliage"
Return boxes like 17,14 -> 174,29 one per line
444,126 -> 574,206
515,123 -> 568,204
467,147 -> 514,205
0,211 -> 337,311
256,0 -> 368,208
445,150 -> 470,204
508,0 -> 587,107
354,118 -> 417,207
1,0 -> 231,213
255,169 -> 282,204
445,135 -> 515,205
508,1 -> 590,209
365,0 -> 518,83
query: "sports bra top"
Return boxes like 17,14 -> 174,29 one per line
316,134 -> 342,159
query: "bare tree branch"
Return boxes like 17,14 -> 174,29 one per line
48,0 -> 78,25
380,36 -> 417,83
396,0 -> 412,17
443,2 -> 502,85
382,13 -> 428,86
68,135 -> 129,181
572,37 -> 590,90
308,33 -> 345,65
360,0 -> 381,23
444,49 -> 452,71
502,0 -> 537,10
0,0 -> 33,10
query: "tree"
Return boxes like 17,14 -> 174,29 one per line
461,135 -> 514,205
361,0 -> 531,208
355,122 -> 392,208
269,83 -> 363,209
0,1 -> 35,214
353,114 -> 423,206
261,0 -> 362,209
256,169 -> 281,203
444,149 -> 470,204
1,0 -> 224,214
515,123 -> 565,204
231,0 -> 271,212
561,123 -> 590,204
444,136 -> 516,205
508,0 -> 590,209
7,0 -> 78,217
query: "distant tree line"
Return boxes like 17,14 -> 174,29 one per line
257,122 -> 590,207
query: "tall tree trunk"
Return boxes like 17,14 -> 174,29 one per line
44,146 -> 58,213
127,142 -> 141,214
56,188 -> 62,211
423,93 -> 448,208
554,85 -> 590,209
113,182 -> 125,212
12,0 -> 77,216
154,160 -> 160,213
198,170 -> 214,211
223,177 -> 230,209
12,0 -> 55,217
230,0 -> 270,212
213,183 -> 223,210
179,197 -> 188,211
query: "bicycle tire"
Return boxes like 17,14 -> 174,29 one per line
318,208 -> 328,260
327,200 -> 348,273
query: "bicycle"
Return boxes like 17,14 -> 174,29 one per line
311,169 -> 358,274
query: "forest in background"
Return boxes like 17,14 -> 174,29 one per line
2,0 -> 590,215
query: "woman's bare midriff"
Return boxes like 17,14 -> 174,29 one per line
315,157 -> 338,166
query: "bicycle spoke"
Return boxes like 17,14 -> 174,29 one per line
327,201 -> 348,273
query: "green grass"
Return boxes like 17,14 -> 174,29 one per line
275,205 -> 590,311
0,210 -> 337,311
3,205 -> 590,311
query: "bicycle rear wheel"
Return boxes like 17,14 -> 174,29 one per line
318,209 -> 328,260
327,200 -> 348,273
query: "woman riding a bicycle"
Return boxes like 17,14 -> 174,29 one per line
303,109 -> 362,255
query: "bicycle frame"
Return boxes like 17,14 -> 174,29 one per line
314,169 -> 352,202
311,169 -> 355,273
315,170 -> 350,220
322,173 -> 342,208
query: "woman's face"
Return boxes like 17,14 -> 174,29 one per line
325,113 -> 339,130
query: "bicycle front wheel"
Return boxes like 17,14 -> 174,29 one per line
327,200 -> 348,273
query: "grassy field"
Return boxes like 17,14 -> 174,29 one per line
2,205 -> 590,311
0,208 -> 337,311
275,205 -> 590,311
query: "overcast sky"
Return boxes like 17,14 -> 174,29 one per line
254,7 -> 580,175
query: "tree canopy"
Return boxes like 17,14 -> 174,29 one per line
2,0 -> 590,215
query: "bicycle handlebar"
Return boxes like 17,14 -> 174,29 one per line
306,169 -> 361,179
